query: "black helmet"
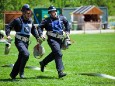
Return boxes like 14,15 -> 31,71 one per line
21,4 -> 31,12
48,5 -> 57,13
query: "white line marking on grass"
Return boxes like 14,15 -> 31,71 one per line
1,64 -> 14,67
25,66 -> 54,72
1,64 -> 53,72
79,73 -> 115,80
26,66 -> 54,72
2,64 -> 115,80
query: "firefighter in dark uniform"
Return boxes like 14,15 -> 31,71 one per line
5,4 -> 39,79
38,5 -> 70,78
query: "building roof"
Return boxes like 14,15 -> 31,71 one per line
72,5 -> 103,15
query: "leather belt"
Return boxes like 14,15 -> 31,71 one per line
15,34 -> 29,42
47,31 -> 64,39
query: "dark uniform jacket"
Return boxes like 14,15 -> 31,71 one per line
38,15 -> 70,36
5,16 -> 39,39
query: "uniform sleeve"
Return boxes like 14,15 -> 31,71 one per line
62,16 -> 70,33
31,23 -> 39,39
37,19 -> 46,36
5,19 -> 16,36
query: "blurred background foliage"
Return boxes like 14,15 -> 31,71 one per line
0,0 -> 115,15
0,0 -> 115,30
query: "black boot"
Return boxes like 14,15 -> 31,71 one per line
10,73 -> 16,80
58,71 -> 67,78
19,72 -> 25,79
39,61 -> 45,72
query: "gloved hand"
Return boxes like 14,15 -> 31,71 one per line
7,36 -> 11,40
7,36 -> 12,43
37,35 -> 45,44
40,35 -> 46,41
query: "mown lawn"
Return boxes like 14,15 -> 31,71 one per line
0,33 -> 115,86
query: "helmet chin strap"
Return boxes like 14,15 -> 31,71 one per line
55,12 -> 57,16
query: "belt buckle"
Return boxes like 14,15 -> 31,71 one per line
21,37 -> 27,42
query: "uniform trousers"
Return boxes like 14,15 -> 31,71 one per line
10,38 -> 29,77
42,36 -> 64,72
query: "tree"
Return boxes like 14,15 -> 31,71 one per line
0,0 -> 115,16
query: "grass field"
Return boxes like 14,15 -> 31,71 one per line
0,33 -> 115,86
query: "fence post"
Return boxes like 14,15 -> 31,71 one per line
3,13 -> 5,30
82,16 -> 85,34
100,16 -> 102,34
83,22 -> 85,34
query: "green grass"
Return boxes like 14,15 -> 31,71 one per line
0,33 -> 115,86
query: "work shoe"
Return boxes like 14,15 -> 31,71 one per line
19,72 -> 25,79
10,73 -> 16,80
20,74 -> 25,79
58,71 -> 67,78
39,61 -> 45,72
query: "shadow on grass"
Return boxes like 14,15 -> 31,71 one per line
0,76 -> 58,82
17,76 -> 57,79
89,81 -> 115,85
36,75 -> 58,79
0,78 -> 19,82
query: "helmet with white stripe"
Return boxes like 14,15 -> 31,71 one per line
21,4 -> 31,12
48,5 -> 57,13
